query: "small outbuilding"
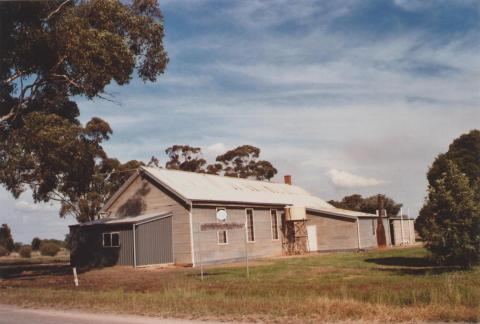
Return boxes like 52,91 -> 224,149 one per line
389,216 -> 416,246
70,213 -> 173,267
70,167 -> 405,268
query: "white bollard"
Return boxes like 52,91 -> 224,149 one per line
73,267 -> 79,287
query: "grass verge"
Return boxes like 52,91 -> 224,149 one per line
0,247 -> 478,323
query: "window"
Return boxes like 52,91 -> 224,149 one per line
103,232 -> 120,247
371,219 -> 376,235
246,209 -> 255,242
216,208 -> 228,244
218,230 -> 228,245
270,210 -> 279,240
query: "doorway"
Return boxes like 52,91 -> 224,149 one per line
307,225 -> 317,252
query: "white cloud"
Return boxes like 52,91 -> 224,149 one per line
206,142 -> 227,155
393,0 -> 434,11
326,169 -> 386,189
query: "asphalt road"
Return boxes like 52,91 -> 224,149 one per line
0,304 -> 233,324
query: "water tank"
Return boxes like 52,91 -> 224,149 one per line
285,206 -> 306,221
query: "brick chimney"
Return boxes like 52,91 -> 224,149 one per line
284,175 -> 292,185
376,194 -> 387,247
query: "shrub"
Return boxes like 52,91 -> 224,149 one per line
0,245 -> 8,257
19,245 -> 32,258
31,237 -> 41,250
40,242 -> 60,256
0,224 -> 14,252
419,160 -> 480,267
13,242 -> 22,252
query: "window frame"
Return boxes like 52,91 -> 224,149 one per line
270,209 -> 280,241
102,232 -> 120,248
245,208 -> 255,243
216,207 -> 228,245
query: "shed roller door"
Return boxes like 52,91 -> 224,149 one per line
135,216 -> 173,266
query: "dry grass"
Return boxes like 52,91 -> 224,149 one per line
0,249 -> 69,264
0,247 -> 478,323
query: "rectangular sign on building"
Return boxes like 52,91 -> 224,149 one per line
200,223 -> 245,231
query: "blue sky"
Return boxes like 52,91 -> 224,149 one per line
1,0 -> 479,243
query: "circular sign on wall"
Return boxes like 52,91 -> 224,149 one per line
216,209 -> 227,222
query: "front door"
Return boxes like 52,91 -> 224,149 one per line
307,225 -> 317,252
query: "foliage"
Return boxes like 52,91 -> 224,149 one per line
2,111 -> 145,222
1,0 -> 168,126
19,245 -> 32,258
427,130 -> 480,192
328,194 -> 402,216
13,242 -> 23,253
215,145 -> 278,180
418,160 -> 480,267
40,238 -> 68,249
31,237 -> 41,251
0,245 -> 8,257
165,145 -> 207,172
0,224 -> 14,252
1,113 -> 111,211
164,144 -> 278,181
40,242 -> 61,257
417,130 -> 480,267
0,0 -> 167,221
60,157 -> 146,222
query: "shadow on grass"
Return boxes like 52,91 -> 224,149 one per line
365,257 -> 463,275
0,262 -> 97,279
0,263 -> 72,279
365,256 -> 434,267
186,270 -> 233,278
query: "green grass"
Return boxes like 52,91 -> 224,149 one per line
1,247 -> 479,322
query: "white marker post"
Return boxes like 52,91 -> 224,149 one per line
400,207 -> 405,245
72,267 -> 79,287
198,231 -> 204,281
244,223 -> 249,279
407,207 -> 413,244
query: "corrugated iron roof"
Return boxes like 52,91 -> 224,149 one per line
141,167 -> 375,218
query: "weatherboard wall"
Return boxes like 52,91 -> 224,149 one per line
390,219 -> 415,245
191,206 -> 283,264
357,217 -> 391,249
306,211 -> 359,251
104,175 -> 192,265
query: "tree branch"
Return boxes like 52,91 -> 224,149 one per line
51,190 -> 80,218
3,70 -> 27,84
51,73 -> 83,89
45,0 -> 71,20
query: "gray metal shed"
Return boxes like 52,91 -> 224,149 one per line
70,212 -> 173,268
